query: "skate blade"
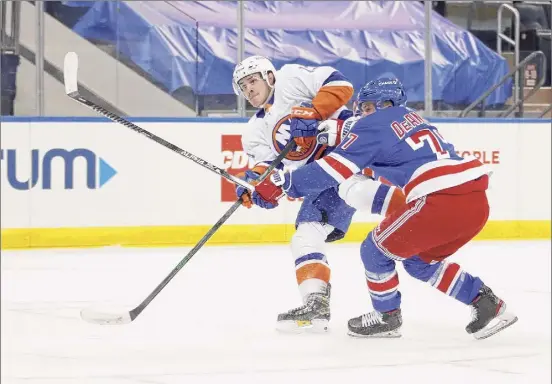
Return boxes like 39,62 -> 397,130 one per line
276,319 -> 329,334
473,311 -> 518,340
347,328 -> 402,338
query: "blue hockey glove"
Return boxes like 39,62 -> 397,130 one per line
251,191 -> 278,209
290,102 -> 321,147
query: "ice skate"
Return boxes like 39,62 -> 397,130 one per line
466,284 -> 518,340
348,308 -> 402,338
276,284 -> 331,333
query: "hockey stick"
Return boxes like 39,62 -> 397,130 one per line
63,51 -> 252,191
80,138 -> 295,325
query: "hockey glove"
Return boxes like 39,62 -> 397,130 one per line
251,191 -> 279,209
253,170 -> 288,207
235,170 -> 260,208
290,102 -> 322,148
235,169 -> 279,209
316,119 -> 344,147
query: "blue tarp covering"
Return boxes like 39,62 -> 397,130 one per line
71,1 -> 512,105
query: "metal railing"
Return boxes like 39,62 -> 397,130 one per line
0,1 -> 21,54
497,3 -> 521,110
459,50 -> 547,118
540,104 -> 552,118
500,52 -> 547,117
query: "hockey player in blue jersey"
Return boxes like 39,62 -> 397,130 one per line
251,78 -> 518,340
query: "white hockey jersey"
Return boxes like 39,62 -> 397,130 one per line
241,64 -> 353,171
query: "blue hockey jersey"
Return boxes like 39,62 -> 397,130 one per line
282,106 -> 491,203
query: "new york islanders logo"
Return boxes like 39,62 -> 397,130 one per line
271,115 -> 320,161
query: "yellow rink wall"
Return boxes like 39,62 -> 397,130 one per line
1,117 -> 550,250
1,221 -> 550,250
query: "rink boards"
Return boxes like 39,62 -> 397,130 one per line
1,117 -> 550,249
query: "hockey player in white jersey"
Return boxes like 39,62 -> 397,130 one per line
232,56 -> 404,332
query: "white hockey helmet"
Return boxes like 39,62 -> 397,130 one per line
232,55 -> 276,96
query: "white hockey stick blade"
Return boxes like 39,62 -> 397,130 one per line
80,308 -> 132,325
63,51 -> 79,96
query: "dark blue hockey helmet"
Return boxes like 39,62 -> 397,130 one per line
354,77 -> 407,115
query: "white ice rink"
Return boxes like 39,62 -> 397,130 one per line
2,240 -> 550,384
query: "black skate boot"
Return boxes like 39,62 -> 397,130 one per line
347,309 -> 402,338
276,284 -> 331,333
466,284 -> 518,340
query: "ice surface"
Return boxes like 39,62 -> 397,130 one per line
1,240 -> 550,383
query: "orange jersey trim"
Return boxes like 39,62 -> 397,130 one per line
312,85 -> 354,120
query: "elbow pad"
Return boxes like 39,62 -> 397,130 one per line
339,175 -> 405,216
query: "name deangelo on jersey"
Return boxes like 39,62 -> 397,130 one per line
390,111 -> 427,139
342,111 -> 428,142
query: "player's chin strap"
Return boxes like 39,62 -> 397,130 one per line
258,87 -> 275,109
258,73 -> 276,107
